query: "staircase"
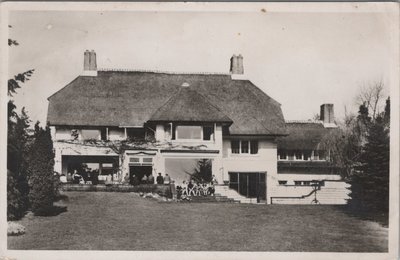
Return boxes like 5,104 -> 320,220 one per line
214,185 -> 261,204
271,182 -> 350,205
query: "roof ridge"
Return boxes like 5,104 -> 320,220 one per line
98,68 -> 230,76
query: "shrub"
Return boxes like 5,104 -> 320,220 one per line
7,222 -> 26,236
27,123 -> 55,215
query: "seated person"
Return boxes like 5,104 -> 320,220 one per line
148,173 -> 155,184
181,181 -> 188,196
208,184 -> 215,196
59,173 -> 67,183
72,170 -> 82,184
105,174 -> 113,185
131,174 -> 139,186
141,174 -> 148,184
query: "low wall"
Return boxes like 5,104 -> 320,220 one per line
61,184 -> 172,198
270,181 -> 350,205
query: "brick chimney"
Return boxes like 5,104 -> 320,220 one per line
320,104 -> 336,128
82,50 -> 97,76
230,54 -> 245,80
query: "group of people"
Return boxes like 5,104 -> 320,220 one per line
176,175 -> 218,198
63,170 -> 101,185
125,172 -> 172,186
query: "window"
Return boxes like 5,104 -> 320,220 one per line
250,140 -> 258,154
287,151 -> 295,160
231,140 -> 259,155
203,126 -> 214,141
101,128 -> 107,141
303,150 -> 312,161
241,140 -> 249,153
176,126 -> 202,140
142,158 -> 153,165
294,181 -> 317,186
127,128 -> 146,141
101,163 -> 116,176
278,150 -> 287,160
295,151 -> 302,160
278,180 -> 287,185
231,140 -> 240,154
81,129 -> 100,140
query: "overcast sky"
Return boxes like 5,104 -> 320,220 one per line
8,8 -> 394,125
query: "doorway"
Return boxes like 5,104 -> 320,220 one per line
228,172 -> 266,200
129,165 -> 152,184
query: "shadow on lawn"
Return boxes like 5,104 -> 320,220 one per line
32,194 -> 69,217
337,205 -> 388,227
34,205 -> 68,217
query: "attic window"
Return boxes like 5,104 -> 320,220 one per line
81,129 -> 100,140
176,126 -> 202,140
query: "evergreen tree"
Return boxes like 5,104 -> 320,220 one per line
7,108 -> 31,220
27,123 -> 55,215
7,26 -> 34,220
349,100 -> 390,214
191,159 -> 212,183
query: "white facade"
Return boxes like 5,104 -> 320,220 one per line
51,121 -> 349,204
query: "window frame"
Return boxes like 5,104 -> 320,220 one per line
173,124 -> 215,142
230,140 -> 259,155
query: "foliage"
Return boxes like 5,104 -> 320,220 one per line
8,70 -> 35,97
190,159 -> 212,183
7,108 -> 30,220
349,99 -> 390,213
7,222 -> 26,236
27,123 -> 56,215
320,117 -> 362,180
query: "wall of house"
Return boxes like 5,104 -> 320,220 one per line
222,139 -> 278,204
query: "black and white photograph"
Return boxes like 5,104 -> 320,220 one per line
1,2 -> 399,260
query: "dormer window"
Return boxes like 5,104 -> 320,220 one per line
176,126 -> 202,140
173,125 -> 215,141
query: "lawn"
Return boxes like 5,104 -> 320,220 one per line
8,191 -> 388,252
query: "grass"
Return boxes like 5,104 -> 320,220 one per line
8,191 -> 388,252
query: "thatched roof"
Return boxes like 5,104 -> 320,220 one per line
149,87 -> 232,123
277,122 -> 334,150
47,71 -> 286,135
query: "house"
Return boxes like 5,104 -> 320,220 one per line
274,105 -> 350,204
47,50 -> 349,204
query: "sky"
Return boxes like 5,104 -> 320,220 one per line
7,8 -> 395,125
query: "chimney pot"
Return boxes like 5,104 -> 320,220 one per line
320,104 -> 336,128
82,50 -> 98,76
230,54 -> 245,80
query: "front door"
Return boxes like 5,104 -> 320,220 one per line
229,172 -> 266,201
